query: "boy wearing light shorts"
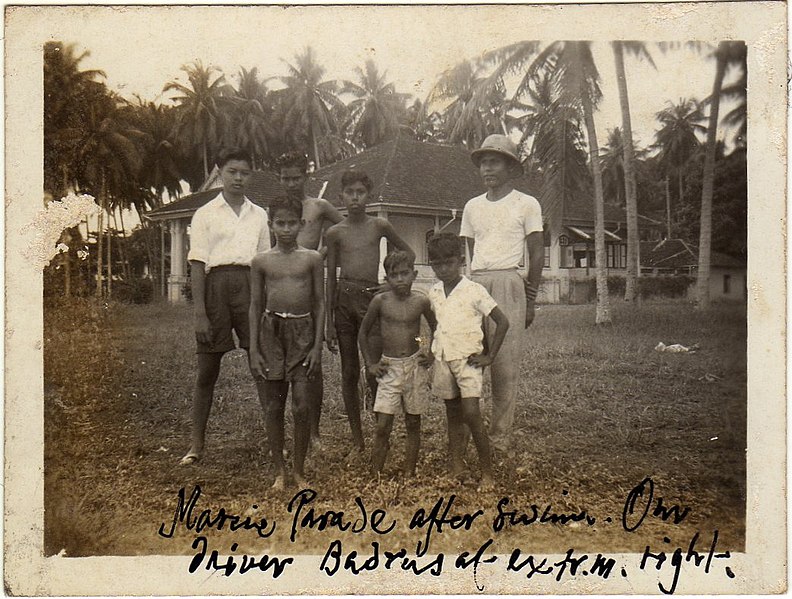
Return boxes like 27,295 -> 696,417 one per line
358,251 -> 436,478
427,232 -> 510,488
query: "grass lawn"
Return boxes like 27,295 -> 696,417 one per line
44,298 -> 746,558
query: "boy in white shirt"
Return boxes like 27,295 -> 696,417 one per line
180,148 -> 271,466
427,232 -> 510,488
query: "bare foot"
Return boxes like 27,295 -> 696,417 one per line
271,475 -> 286,491
478,474 -> 495,492
179,450 -> 201,466
310,435 -> 322,452
293,472 -> 309,489
449,462 -> 466,479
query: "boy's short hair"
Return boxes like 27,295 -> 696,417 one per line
217,147 -> 253,169
340,170 -> 373,192
383,250 -> 415,274
276,151 -> 309,173
427,232 -> 463,261
268,195 -> 303,220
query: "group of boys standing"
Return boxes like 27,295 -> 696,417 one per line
179,134 -> 543,491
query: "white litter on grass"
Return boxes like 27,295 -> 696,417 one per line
157,446 -> 169,452
654,342 -> 699,353
710,436 -> 719,441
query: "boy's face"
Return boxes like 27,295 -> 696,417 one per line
385,263 -> 416,297
341,181 -> 369,214
430,253 -> 463,284
478,153 -> 514,189
220,159 -> 252,195
279,167 -> 306,201
270,209 -> 303,246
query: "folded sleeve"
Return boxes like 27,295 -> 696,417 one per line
256,210 -> 271,252
522,195 -> 543,235
459,201 -> 474,238
476,285 -> 498,317
187,209 -> 208,264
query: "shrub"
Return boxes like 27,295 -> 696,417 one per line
604,275 -> 694,300
113,277 -> 154,304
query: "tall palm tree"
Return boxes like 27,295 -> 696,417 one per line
514,67 -> 590,264
696,41 -> 746,309
653,98 -> 706,237
429,59 -> 511,148
342,59 -> 408,148
612,41 -> 654,303
70,89 -> 142,297
490,40 -> 610,323
224,67 -> 275,168
716,55 -> 747,149
274,47 -> 343,168
164,60 -> 229,180
129,99 -> 183,204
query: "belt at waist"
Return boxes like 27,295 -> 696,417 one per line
265,309 -> 312,319
381,349 -> 423,363
338,277 -> 379,291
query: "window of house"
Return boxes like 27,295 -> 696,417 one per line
723,274 -> 731,294
543,245 -> 550,268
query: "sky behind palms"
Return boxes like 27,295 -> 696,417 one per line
67,5 -> 741,154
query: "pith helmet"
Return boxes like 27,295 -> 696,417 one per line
470,134 -> 522,168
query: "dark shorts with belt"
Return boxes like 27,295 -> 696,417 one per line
334,278 -> 380,340
197,265 -> 251,354
259,311 -> 315,382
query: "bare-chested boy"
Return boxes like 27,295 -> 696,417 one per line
277,151 -> 343,449
359,251 -> 436,478
325,170 -> 415,451
249,196 -> 324,490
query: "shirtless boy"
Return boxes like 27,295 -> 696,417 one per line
359,251 -> 436,478
249,196 -> 325,490
325,170 -> 415,451
277,151 -> 343,448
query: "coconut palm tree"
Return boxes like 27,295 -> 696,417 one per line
274,47 -> 344,168
224,67 -> 275,168
612,41 -> 654,303
489,40 -> 610,323
653,98 -> 706,238
429,59 -> 512,148
164,60 -> 229,181
696,41 -> 746,309
342,59 -> 408,148
129,99 -> 183,204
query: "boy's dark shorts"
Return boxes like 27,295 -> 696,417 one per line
197,265 -> 251,354
258,312 -> 315,381
334,278 -> 379,337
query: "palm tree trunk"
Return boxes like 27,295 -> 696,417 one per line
96,172 -> 105,298
160,223 -> 167,298
677,168 -> 684,213
612,42 -> 640,304
582,93 -> 611,325
107,209 -> 113,299
202,142 -> 209,181
117,210 -> 131,280
311,124 -> 321,170
665,175 -> 672,239
696,44 -> 727,310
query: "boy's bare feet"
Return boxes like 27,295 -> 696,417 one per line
271,475 -> 286,491
293,472 -> 309,489
478,474 -> 495,492
310,435 -> 322,452
179,450 -> 201,466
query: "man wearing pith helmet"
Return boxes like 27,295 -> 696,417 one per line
459,134 -> 544,455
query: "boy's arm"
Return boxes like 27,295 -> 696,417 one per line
380,220 -> 415,263
324,228 -> 339,352
248,258 -> 266,378
317,200 -> 344,259
358,296 -> 387,377
419,297 -> 437,367
305,253 -> 325,377
524,231 -> 544,327
469,306 -> 510,368
190,261 -> 210,343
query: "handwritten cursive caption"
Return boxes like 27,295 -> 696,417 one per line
157,477 -> 735,594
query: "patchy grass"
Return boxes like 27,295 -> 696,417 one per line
44,298 -> 746,558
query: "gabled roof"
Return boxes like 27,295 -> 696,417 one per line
304,133 -> 542,211
146,169 -> 284,220
640,239 -> 746,269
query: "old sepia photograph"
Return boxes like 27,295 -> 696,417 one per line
4,2 -> 786,595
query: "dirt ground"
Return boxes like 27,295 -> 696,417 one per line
43,298 -> 746,560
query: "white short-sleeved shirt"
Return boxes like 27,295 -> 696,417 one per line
428,276 -> 498,361
459,189 -> 543,271
187,193 -> 270,272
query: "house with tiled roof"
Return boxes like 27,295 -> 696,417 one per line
640,238 -> 746,301
147,132 -> 666,302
